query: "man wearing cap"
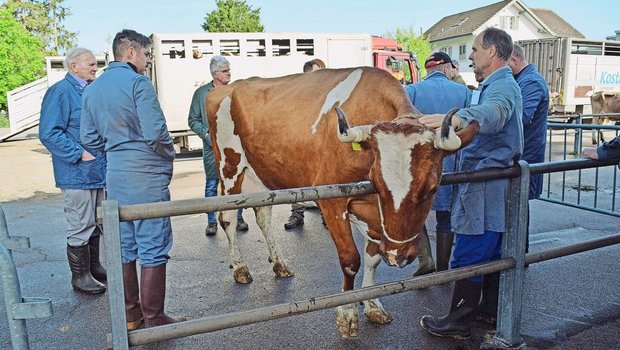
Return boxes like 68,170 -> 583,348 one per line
404,52 -> 471,277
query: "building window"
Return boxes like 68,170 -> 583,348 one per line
451,17 -> 469,28
459,45 -> 467,60
500,16 -> 517,30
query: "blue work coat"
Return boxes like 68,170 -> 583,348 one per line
188,81 -> 218,180
80,62 -> 174,175
452,66 -> 524,235
39,73 -> 106,190
597,136 -> 620,160
514,64 -> 549,199
405,71 -> 472,211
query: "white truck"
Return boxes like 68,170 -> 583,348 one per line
149,32 -> 420,152
517,37 -> 620,114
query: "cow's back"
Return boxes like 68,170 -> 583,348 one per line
207,67 -> 415,190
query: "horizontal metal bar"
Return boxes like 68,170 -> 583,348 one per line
548,112 -> 620,119
11,297 -> 53,319
538,198 -> 620,218
529,158 -> 619,175
525,233 -> 620,265
113,181 -> 375,222
125,259 -> 515,346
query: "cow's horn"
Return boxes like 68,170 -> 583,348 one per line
434,108 -> 462,151
336,107 -> 371,143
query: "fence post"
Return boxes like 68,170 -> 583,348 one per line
102,200 -> 129,350
483,161 -> 528,349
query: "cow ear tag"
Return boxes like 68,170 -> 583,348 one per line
351,142 -> 362,151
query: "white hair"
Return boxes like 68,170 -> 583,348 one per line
64,47 -> 93,70
210,55 -> 230,76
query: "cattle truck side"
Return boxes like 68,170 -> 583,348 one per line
517,37 -> 620,114
149,32 -> 420,152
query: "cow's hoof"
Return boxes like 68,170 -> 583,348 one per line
335,305 -> 359,338
273,261 -> 294,278
364,299 -> 393,324
233,267 -> 253,284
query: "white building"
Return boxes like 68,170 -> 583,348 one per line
423,0 -> 584,85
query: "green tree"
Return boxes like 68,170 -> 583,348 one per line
1,0 -> 76,55
0,8 -> 45,124
202,0 -> 264,32
387,27 -> 432,77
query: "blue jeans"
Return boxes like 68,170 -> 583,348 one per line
205,179 -> 244,223
451,230 -> 502,282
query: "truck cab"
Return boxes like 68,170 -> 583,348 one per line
371,36 -> 420,85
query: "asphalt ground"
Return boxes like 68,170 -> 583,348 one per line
1,131 -> 619,350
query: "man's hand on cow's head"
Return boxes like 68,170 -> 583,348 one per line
581,147 -> 599,160
419,113 -> 460,129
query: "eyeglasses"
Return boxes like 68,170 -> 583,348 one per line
144,51 -> 152,59
219,69 -> 230,73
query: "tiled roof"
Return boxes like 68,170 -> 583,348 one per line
423,0 -> 510,42
530,8 -> 585,38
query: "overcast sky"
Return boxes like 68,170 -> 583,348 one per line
62,0 -> 619,54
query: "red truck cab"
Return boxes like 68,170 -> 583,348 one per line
371,36 -> 420,85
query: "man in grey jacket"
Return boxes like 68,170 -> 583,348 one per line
81,29 -> 184,330
39,47 -> 107,295
188,55 -> 248,236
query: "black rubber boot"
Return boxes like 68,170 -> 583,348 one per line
435,231 -> 454,272
89,235 -> 107,282
413,225 -> 436,276
67,244 -> 106,294
420,279 -> 482,339
474,272 -> 500,325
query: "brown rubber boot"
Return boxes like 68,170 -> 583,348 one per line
284,215 -> 304,229
89,235 -> 107,282
413,226 -> 436,276
67,244 -> 106,294
140,264 -> 186,327
123,261 -> 143,331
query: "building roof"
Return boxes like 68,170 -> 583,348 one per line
424,0 -> 510,42
424,0 -> 584,42
530,8 -> 584,38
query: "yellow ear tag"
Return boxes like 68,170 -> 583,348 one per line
351,142 -> 362,151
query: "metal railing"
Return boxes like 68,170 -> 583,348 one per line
0,207 -> 53,350
545,120 -> 620,217
100,157 -> 620,349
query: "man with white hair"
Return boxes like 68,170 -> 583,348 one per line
188,55 -> 248,236
39,47 -> 107,295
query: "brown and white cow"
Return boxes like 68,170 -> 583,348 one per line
591,91 -> 620,144
206,67 -> 478,337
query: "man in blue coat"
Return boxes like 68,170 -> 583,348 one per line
508,43 -> 549,253
81,29 -> 184,330
188,55 -> 248,236
405,52 -> 471,275
39,47 -> 107,295
418,27 -> 523,339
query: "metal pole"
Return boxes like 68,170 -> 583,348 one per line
0,243 -> 30,350
489,161 -> 529,349
525,233 -> 620,265
124,259 -> 514,346
0,206 -> 29,350
102,200 -> 129,350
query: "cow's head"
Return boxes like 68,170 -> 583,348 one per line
336,108 -> 479,267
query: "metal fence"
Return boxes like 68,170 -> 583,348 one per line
544,114 -> 620,217
100,157 -> 620,349
0,207 -> 53,350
